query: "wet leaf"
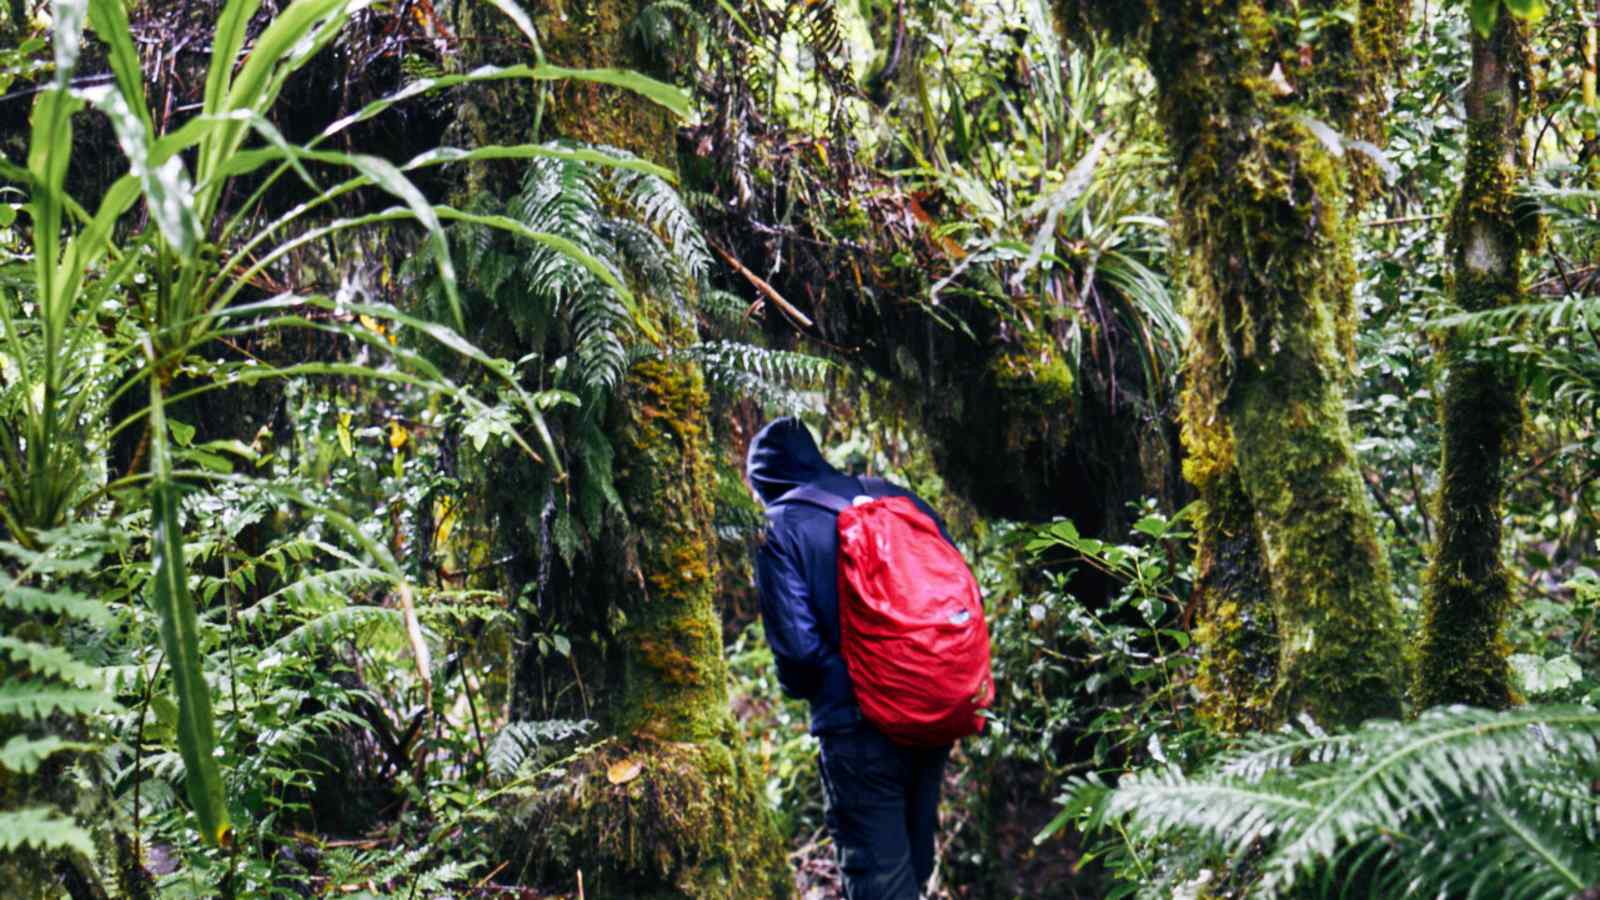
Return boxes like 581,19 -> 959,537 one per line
607,759 -> 642,785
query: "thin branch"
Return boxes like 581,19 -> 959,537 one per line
708,240 -> 816,329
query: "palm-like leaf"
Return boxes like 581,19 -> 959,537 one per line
1061,705 -> 1600,898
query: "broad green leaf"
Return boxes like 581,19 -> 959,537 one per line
26,85 -> 82,329
319,64 -> 687,144
50,0 -> 88,86
1470,0 -> 1500,37
204,0 -> 266,117
146,377 -> 231,848
403,144 -> 676,184
199,0 -> 352,215
1502,0 -> 1546,21
533,64 -> 690,118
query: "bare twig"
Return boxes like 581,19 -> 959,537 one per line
708,240 -> 816,329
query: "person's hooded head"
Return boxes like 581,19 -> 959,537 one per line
745,416 -> 838,506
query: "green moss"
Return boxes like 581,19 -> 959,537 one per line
534,0 -> 676,167
1185,448 -> 1279,732
1077,0 -> 1413,727
501,734 -> 791,898
609,357 -> 731,741
1416,17 -> 1532,710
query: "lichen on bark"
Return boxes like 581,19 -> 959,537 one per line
1415,15 -> 1535,710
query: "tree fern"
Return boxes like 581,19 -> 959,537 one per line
1053,704 -> 1600,898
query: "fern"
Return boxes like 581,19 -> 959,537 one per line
680,340 -> 833,410
0,735 -> 95,775
0,806 -> 95,858
487,718 -> 596,781
1058,704 -> 1600,898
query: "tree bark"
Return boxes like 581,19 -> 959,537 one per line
1415,15 -> 1532,710
451,1 -> 789,894
1057,0 -> 1411,727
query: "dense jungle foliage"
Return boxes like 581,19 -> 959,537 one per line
2,0 -> 1599,897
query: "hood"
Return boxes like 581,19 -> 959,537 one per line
746,416 -> 837,505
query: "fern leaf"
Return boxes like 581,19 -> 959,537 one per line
0,735 -> 94,774
0,635 -> 103,685
0,580 -> 112,626
0,682 -> 119,718
0,807 -> 94,857
488,719 -> 596,780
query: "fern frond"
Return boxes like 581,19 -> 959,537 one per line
269,605 -> 413,654
680,340 -> 832,408
0,682 -> 119,718
1085,705 -> 1600,898
0,579 -> 112,626
0,806 -> 94,857
610,162 -> 711,282
0,735 -> 95,775
488,719 -> 596,781
0,636 -> 105,686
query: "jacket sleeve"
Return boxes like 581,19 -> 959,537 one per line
754,529 -> 827,699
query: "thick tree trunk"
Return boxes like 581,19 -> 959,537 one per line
1058,0 -> 1410,727
1415,16 -> 1531,709
455,1 -> 789,894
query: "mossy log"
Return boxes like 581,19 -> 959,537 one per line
1416,15 -> 1535,710
1058,0 -> 1410,727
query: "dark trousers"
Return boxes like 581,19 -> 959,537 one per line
818,725 -> 951,900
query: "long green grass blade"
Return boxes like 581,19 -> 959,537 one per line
145,372 -> 231,847
318,64 -> 688,144
531,64 -> 690,117
86,0 -> 152,135
203,0 -> 265,118
82,85 -> 199,257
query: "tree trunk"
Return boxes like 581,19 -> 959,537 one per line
453,1 -> 789,894
1415,15 -> 1532,710
1057,0 -> 1410,727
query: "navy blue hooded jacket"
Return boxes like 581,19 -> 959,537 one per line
746,417 -> 949,735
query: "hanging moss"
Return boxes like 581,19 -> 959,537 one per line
1416,17 -> 1534,710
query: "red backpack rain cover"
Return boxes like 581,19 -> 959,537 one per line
832,493 -> 994,747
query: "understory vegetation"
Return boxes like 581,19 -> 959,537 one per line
2,0 -> 1599,897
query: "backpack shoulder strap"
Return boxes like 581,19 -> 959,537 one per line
773,483 -> 851,515
855,476 -> 897,498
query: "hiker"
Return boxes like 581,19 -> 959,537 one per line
746,416 -> 991,900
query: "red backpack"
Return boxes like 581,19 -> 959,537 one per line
782,479 -> 994,747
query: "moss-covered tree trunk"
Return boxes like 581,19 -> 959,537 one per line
1415,16 -> 1532,709
453,1 -> 788,894
1059,0 -> 1409,727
